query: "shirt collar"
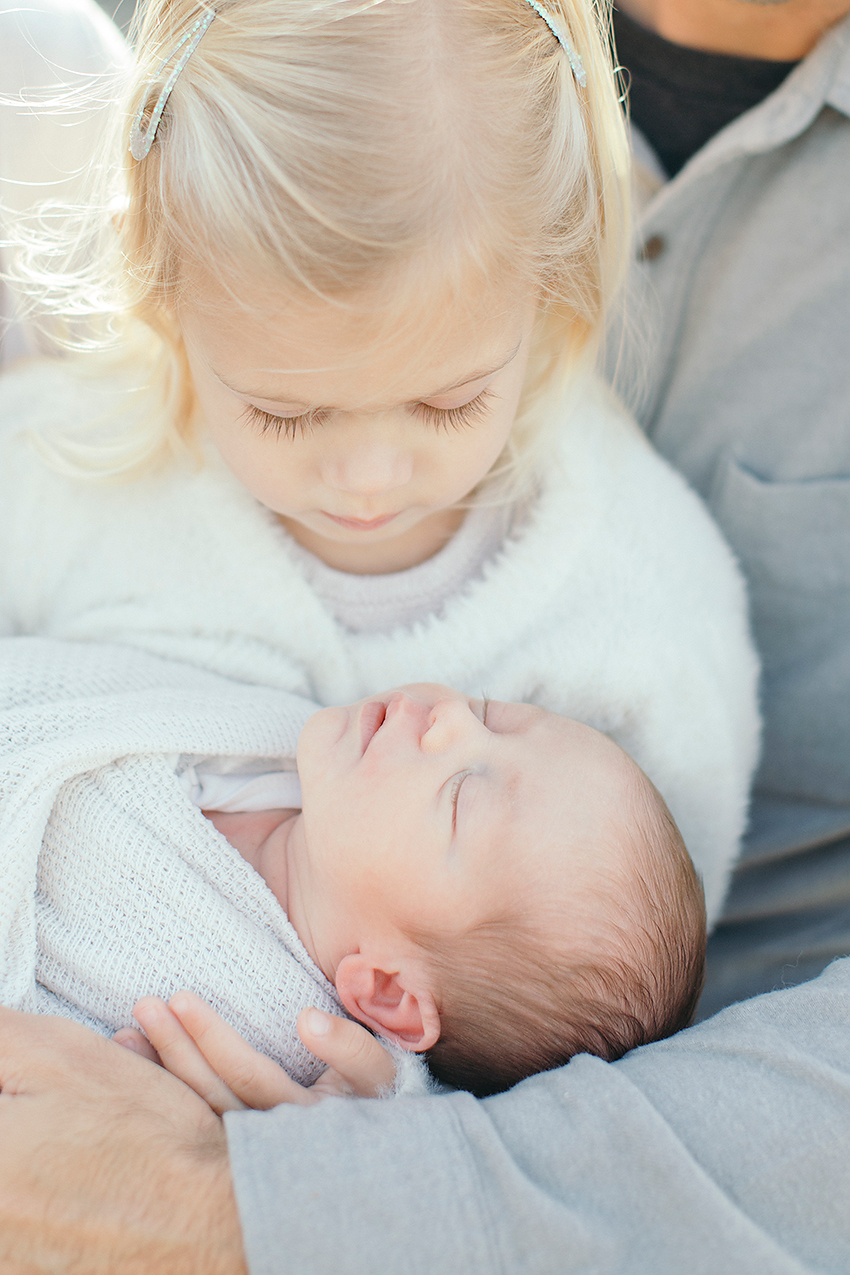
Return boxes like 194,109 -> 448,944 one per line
637,12 -> 850,196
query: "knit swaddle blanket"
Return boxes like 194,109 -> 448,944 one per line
0,637 -> 345,1086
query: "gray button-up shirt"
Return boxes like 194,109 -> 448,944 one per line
618,15 -> 850,852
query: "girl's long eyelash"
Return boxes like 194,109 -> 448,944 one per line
242,390 -> 493,438
414,389 -> 493,432
242,403 -> 320,439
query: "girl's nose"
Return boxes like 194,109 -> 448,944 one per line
420,698 -> 476,755
321,439 -> 413,498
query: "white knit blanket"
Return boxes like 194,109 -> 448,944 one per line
0,637 -> 347,1086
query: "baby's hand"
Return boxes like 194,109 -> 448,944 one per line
113,992 -> 396,1114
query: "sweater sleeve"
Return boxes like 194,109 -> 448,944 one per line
225,955 -> 850,1275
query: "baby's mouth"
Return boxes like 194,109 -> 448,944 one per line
359,700 -> 387,754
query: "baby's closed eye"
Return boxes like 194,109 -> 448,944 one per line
449,773 -> 471,830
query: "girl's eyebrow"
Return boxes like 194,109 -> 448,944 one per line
423,340 -> 523,398
211,340 -> 523,407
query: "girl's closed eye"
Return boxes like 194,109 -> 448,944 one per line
414,389 -> 494,433
241,390 -> 494,441
242,404 -> 325,440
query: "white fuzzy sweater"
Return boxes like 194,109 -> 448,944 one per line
0,361 -> 760,921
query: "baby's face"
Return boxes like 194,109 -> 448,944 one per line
290,684 -> 633,976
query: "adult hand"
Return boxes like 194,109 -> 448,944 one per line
115,991 -> 397,1114
0,1006 -> 247,1274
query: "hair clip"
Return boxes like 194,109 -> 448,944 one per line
130,8 -> 216,161
523,0 -> 587,86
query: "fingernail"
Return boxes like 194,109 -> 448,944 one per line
306,1008 -> 330,1037
117,1035 -> 139,1053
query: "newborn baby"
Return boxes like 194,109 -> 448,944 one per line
188,684 -> 706,1096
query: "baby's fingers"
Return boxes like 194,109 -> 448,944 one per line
167,991 -> 315,1108
297,1008 -> 397,1097
132,996 -> 246,1115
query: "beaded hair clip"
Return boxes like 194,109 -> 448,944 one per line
128,0 -> 584,162
523,0 -> 587,86
129,7 -> 215,160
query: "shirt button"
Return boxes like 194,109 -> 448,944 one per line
639,234 -> 665,261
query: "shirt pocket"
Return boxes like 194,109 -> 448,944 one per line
709,455 -> 850,803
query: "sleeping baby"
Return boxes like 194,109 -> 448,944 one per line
179,682 -> 706,1096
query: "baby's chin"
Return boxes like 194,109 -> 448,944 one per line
297,703 -> 351,774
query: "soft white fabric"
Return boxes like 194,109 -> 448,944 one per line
178,755 -> 303,812
0,362 -> 760,921
0,637 -> 343,1084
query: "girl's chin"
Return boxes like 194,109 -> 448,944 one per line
278,506 -> 466,573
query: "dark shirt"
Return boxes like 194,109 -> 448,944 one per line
611,6 -> 799,176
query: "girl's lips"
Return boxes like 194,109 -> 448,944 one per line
359,700 -> 387,754
323,512 -> 398,532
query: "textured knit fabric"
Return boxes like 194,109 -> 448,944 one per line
0,363 -> 759,922
0,634 -> 434,1096
0,637 -> 342,1083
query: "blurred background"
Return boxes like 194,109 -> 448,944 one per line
97,0 -> 135,37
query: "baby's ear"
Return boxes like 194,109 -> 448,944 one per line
335,953 -> 440,1052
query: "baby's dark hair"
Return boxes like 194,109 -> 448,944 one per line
417,775 -> 706,1097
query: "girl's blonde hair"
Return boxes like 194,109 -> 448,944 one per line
12,0 -> 631,483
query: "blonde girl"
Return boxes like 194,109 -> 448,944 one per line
0,0 -> 757,1091
20,0 -> 630,530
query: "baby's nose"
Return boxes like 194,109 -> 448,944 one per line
420,698 -> 472,754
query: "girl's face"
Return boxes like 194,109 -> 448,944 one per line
178,274 -> 536,572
